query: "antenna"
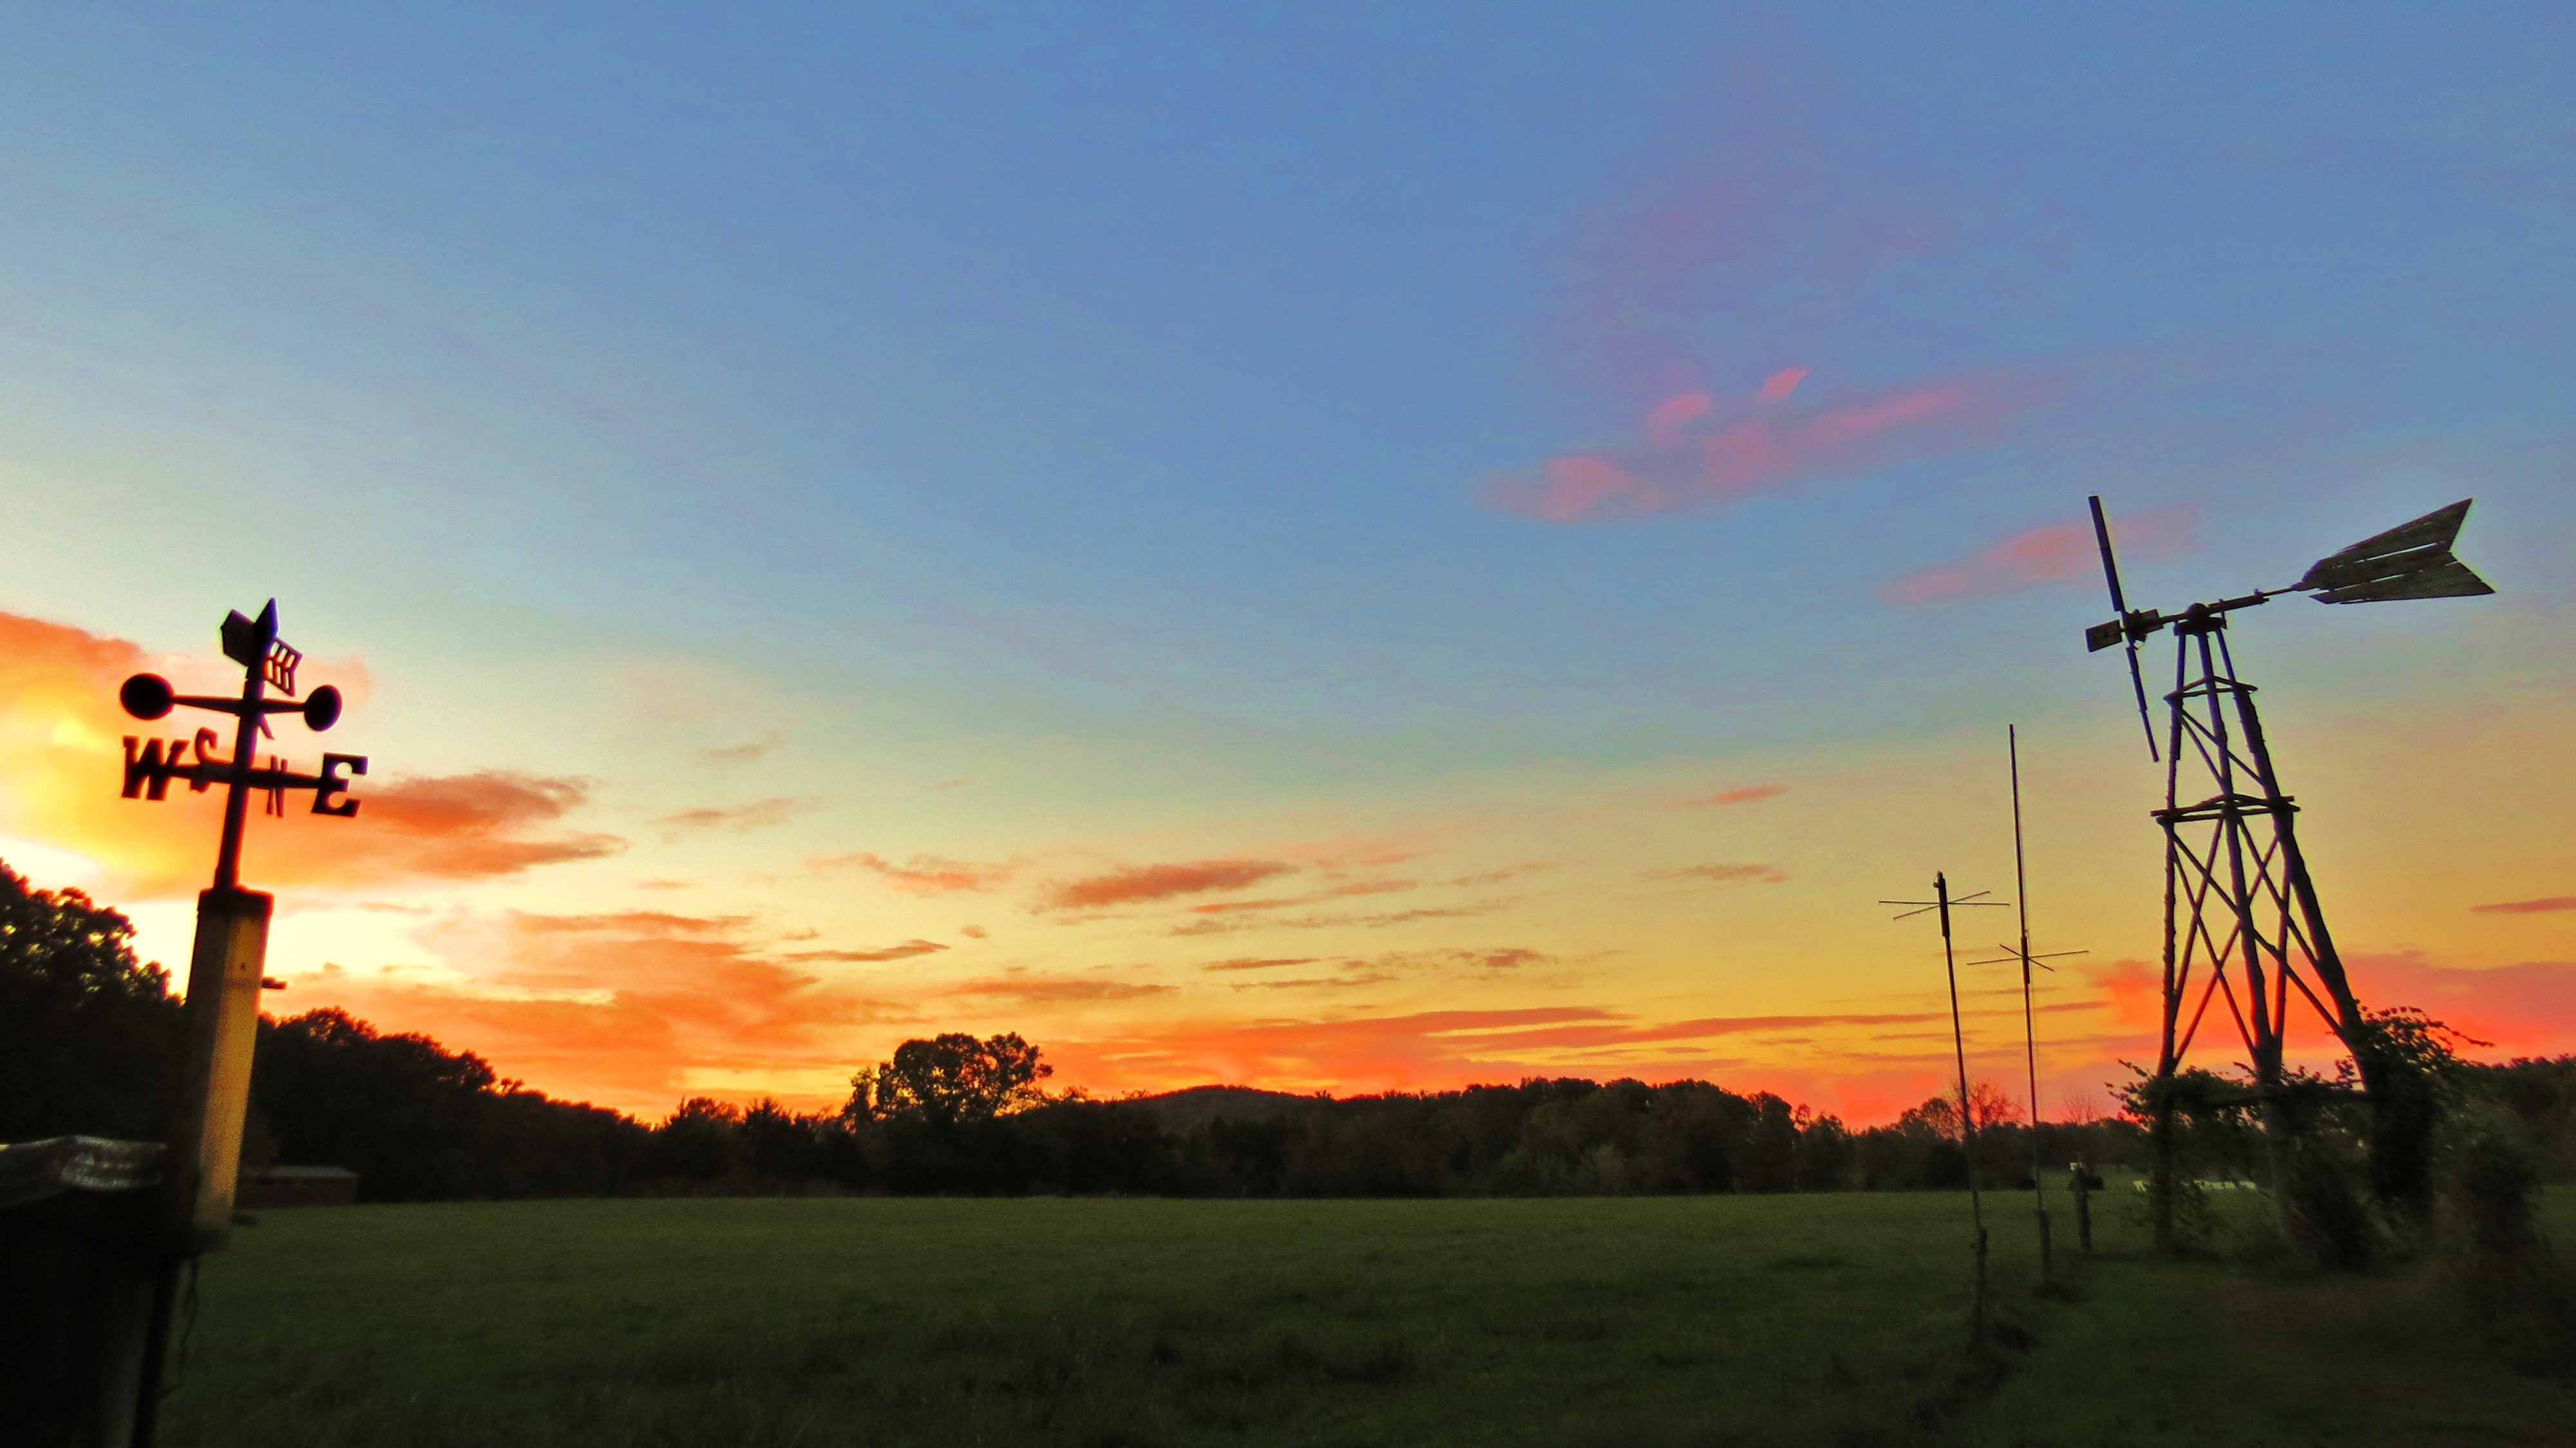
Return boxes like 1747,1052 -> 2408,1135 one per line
2085,497 -> 2161,761
1882,872 -> 2009,1346
2076,496 -> 2496,1254
2003,726 -> 2085,1286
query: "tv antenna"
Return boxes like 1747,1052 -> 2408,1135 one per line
2084,497 -> 2494,1247
1959,727 -> 2087,1288
1882,873 -> 2008,1344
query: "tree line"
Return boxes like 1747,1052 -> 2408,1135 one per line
8,858 -> 2571,1205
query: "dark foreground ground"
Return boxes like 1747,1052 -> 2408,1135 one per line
160,1187 -> 2572,1447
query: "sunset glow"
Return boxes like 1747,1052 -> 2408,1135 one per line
3,8 -> 2571,1123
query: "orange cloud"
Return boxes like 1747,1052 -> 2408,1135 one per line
2342,953 -> 2576,1059
1488,371 -> 2056,524
814,851 -> 1015,894
298,908 -> 911,1115
0,610 -> 618,896
1884,503 -> 2196,607
1042,1003 -> 1998,1107
2084,958 -> 2161,1031
2471,896 -> 2576,915
1043,858 -> 1294,911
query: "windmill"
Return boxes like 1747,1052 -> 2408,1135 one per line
2083,496 -> 2494,1248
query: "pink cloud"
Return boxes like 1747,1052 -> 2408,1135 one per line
1885,503 -> 2197,607
1488,371 -> 2056,524
1757,366 -> 1808,402
1642,390 -> 1714,446
1678,784 -> 1788,808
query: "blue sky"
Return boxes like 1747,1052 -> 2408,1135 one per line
3,5 -> 2571,1114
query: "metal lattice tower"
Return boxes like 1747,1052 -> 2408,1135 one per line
2083,497 -> 2494,1245
2152,602 -> 2363,1102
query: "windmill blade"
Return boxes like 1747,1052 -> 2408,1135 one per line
2088,496 -> 2162,761
2293,499 -> 2497,604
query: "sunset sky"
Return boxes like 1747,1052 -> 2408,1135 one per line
3,6 -> 2572,1123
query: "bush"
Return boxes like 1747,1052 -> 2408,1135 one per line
2437,1107 -> 2576,1375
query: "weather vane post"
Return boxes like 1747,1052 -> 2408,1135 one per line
111,600 -> 369,1443
118,600 -> 367,1254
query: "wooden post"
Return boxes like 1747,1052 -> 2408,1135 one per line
162,888 -> 272,1255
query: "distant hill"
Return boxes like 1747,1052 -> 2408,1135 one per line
1127,1085 -> 1320,1132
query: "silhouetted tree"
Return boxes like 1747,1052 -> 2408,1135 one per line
847,1033 -> 1052,1127
0,859 -> 181,1141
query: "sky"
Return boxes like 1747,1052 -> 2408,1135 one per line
3,5 -> 2572,1123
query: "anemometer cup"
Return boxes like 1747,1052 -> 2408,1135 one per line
120,673 -> 176,721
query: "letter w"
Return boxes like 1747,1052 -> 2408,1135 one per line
121,736 -> 187,801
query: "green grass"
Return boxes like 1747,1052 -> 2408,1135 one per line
159,1188 -> 2573,1447
1949,1189 -> 2576,1448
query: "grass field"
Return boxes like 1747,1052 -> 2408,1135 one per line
160,1188 -> 2573,1448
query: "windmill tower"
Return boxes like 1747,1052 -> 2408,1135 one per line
2083,498 -> 2494,1248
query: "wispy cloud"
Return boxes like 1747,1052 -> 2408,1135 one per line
1166,897 -> 1516,937
1199,957 -> 1322,973
1043,859 -> 1295,911
1646,862 -> 1788,886
1884,504 -> 2195,607
1185,879 -> 1416,916
656,796 -> 818,839
949,968 -> 1177,1004
2470,896 -> 2576,915
782,939 -> 949,964
815,851 -> 1016,895
701,730 -> 783,765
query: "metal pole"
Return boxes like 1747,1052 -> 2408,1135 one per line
2152,631 -> 2186,1253
2009,727 -> 2052,1288
1937,873 -> 1989,1346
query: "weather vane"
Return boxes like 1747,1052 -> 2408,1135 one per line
110,599 -> 372,1443
2083,497 -> 2493,1250
118,600 -> 367,891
